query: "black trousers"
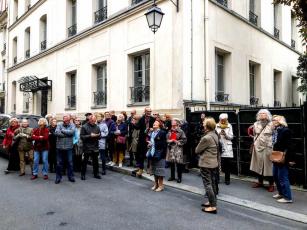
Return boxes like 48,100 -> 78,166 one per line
106,139 -> 114,162
73,144 -> 82,172
48,147 -> 57,172
7,145 -> 20,171
81,150 -> 99,176
169,162 -> 184,180
221,158 -> 231,183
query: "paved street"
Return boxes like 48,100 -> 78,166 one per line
0,159 -> 306,230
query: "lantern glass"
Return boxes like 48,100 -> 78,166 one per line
145,5 -> 164,33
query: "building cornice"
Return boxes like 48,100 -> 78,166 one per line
8,0 -> 154,72
8,0 -> 47,31
209,0 -> 302,56
0,9 -> 7,23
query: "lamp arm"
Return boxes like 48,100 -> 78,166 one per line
168,0 -> 179,12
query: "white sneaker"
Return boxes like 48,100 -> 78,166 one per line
106,162 -> 111,166
109,162 -> 115,166
119,163 -> 123,168
273,194 -> 283,199
277,198 -> 293,203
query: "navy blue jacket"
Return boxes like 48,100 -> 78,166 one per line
151,130 -> 167,161
273,126 -> 293,164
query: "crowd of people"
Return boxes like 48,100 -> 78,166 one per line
2,107 -> 294,214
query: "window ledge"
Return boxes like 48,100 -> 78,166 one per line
65,107 -> 76,111
91,105 -> 107,109
127,102 -> 150,107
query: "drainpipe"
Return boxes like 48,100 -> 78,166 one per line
204,0 -> 210,110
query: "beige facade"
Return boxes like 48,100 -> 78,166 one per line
0,0 -> 304,118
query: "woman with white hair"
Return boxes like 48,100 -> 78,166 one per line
216,113 -> 233,185
250,109 -> 275,192
31,118 -> 49,180
3,118 -> 20,174
272,115 -> 294,203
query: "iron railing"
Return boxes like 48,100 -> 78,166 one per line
93,91 -> 107,106
215,92 -> 229,103
274,27 -> 280,39
291,39 -> 296,49
25,49 -> 30,59
250,96 -> 259,106
216,0 -> 228,7
94,6 -> 107,23
130,85 -> 150,103
274,100 -> 281,107
41,40 -> 46,51
131,0 -> 144,5
68,24 -> 77,37
13,56 -> 17,65
67,95 -> 76,109
1,43 -> 6,56
249,11 -> 258,26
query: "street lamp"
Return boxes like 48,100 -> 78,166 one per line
145,0 -> 164,33
145,0 -> 179,33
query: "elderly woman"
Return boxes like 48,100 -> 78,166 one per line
48,118 -> 58,173
14,119 -> 33,176
250,109 -> 274,192
3,118 -> 20,174
111,114 -> 127,167
195,117 -> 219,214
97,113 -> 109,175
166,119 -> 187,183
147,121 -> 167,192
129,115 -> 140,171
31,118 -> 49,180
216,113 -> 233,185
272,115 -> 294,203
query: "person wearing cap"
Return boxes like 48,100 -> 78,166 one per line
82,113 -> 92,125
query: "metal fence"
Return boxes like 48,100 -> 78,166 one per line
186,103 -> 307,188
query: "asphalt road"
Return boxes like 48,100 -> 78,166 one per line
0,158 -> 306,230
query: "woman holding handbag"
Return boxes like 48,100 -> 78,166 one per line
271,115 -> 293,203
112,114 -> 127,167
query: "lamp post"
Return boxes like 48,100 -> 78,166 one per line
145,0 -> 179,33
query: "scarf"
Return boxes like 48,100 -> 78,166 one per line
147,129 -> 160,157
219,122 -> 228,129
272,126 -> 282,145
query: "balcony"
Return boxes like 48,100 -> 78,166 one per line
291,39 -> 296,49
94,6 -> 107,24
250,96 -> 259,106
274,100 -> 281,107
13,56 -> 17,65
274,27 -> 280,39
93,91 -> 107,107
41,40 -> 46,51
68,24 -> 77,37
25,49 -> 30,59
215,92 -> 229,103
249,11 -> 258,26
67,95 -> 76,109
1,43 -> 6,56
131,0 -> 144,5
130,85 -> 150,104
216,0 -> 228,7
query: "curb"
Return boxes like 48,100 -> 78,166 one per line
107,165 -> 307,224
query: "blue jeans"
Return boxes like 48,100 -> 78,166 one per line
56,149 -> 74,180
33,150 -> 49,176
273,163 -> 292,200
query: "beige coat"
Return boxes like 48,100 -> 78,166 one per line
215,123 -> 234,158
195,131 -> 219,168
250,121 -> 274,176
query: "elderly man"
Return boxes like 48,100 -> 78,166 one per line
55,114 -> 76,184
80,115 -> 101,180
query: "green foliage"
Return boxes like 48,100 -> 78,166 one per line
273,0 -> 307,44
297,53 -> 307,94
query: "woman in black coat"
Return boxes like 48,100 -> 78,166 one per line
147,121 -> 167,192
272,115 -> 294,203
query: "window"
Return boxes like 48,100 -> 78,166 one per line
273,4 -> 281,39
67,0 -> 77,37
131,52 -> 150,104
131,0 -> 144,5
93,63 -> 107,106
94,0 -> 107,23
40,15 -> 47,51
13,0 -> 18,22
215,52 -> 230,102
24,27 -> 30,59
13,37 -> 17,65
66,72 -> 76,109
249,62 -> 260,106
291,13 -> 297,49
292,77 -> 299,106
23,93 -> 30,113
273,70 -> 282,107
249,0 -> 258,26
216,0 -> 228,8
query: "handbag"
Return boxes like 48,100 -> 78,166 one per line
116,136 -> 126,144
270,151 -> 286,163
249,124 -> 268,154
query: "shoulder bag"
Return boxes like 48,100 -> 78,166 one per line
270,150 -> 286,164
249,124 -> 268,155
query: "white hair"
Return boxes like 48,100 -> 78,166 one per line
38,118 -> 48,126
21,119 -> 29,123
219,113 -> 228,120
256,109 -> 272,121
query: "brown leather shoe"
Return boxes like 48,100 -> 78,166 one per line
267,185 -> 274,192
252,182 -> 263,188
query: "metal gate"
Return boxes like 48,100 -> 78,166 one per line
186,104 -> 307,188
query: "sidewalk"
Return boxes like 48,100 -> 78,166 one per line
105,164 -> 307,224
